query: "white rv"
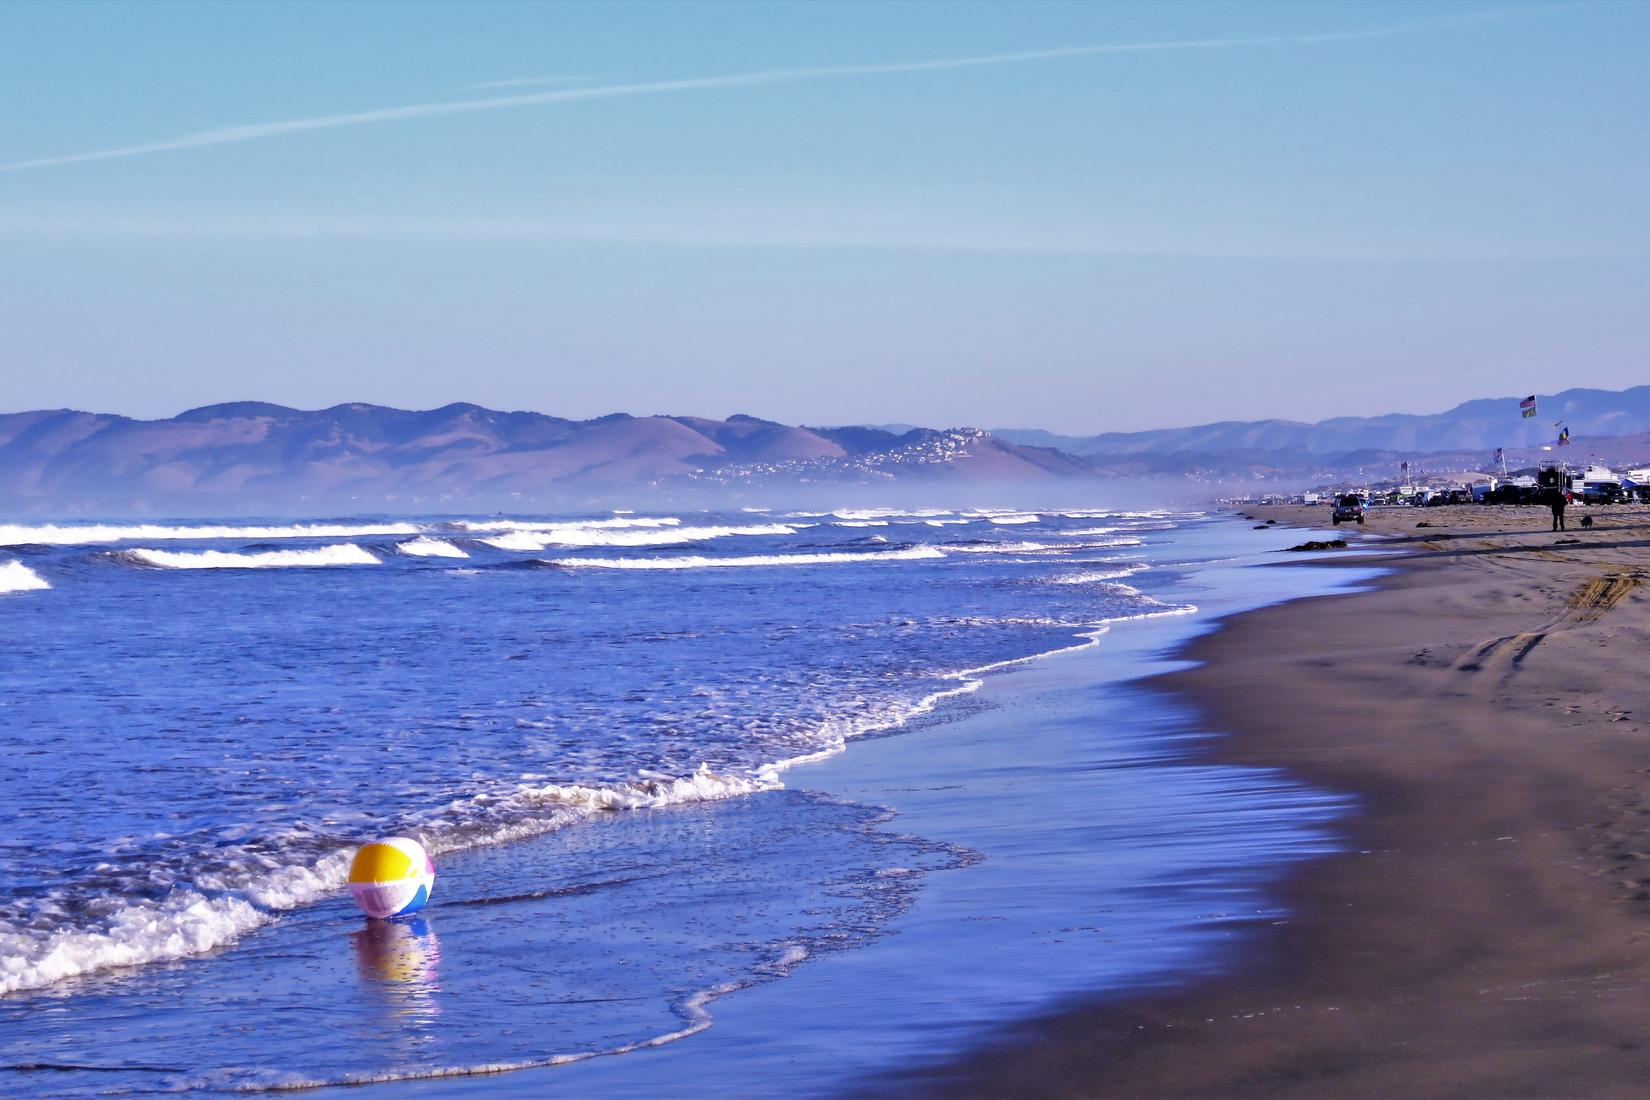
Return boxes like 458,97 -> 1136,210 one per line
1574,464 -> 1624,503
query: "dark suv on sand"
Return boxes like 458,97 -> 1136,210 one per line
1331,494 -> 1366,525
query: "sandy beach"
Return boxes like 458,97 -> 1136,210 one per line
909,502 -> 1650,1097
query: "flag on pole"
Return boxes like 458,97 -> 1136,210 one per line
1520,395 -> 1538,419
1494,447 -> 1504,464
1558,427 -> 1571,446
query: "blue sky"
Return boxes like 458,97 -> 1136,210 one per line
1,0 -> 1645,433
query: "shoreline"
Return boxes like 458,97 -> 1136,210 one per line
361,517 -> 1379,1100
318,516 -> 1372,1098
904,503 -> 1650,1097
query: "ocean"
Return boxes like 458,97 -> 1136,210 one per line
0,507 -> 1365,1095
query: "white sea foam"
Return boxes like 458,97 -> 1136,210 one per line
0,521 -> 419,545
397,536 -> 469,558
483,523 -> 795,552
515,766 -> 774,817
551,547 -> 948,570
1051,533 -> 1143,549
483,531 -> 561,552
454,517 -> 681,533
1095,580 -> 1198,617
0,764 -> 772,997
944,541 -> 1058,553
1049,565 -> 1148,584
986,514 -> 1040,525
0,506 -> 1201,1000
833,520 -> 889,527
0,560 -> 50,593
0,547 -> 1199,999
0,890 -> 269,995
123,544 -> 380,569
831,507 -> 955,521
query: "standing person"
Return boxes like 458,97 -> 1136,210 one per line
1548,485 -> 1568,532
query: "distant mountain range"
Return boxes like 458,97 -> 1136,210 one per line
996,386 -> 1650,457
0,403 -> 1089,514
5,386 -> 1649,514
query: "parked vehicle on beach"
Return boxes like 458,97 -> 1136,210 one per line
1483,483 -> 1539,505
1331,494 -> 1365,525
1574,464 -> 1625,504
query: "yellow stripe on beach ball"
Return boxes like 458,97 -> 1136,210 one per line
349,840 -> 417,884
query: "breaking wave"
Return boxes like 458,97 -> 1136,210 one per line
452,517 -> 681,533
0,560 -> 50,593
396,536 -> 469,558
0,522 -> 419,546
0,766 -> 773,997
483,524 -> 795,552
120,544 -> 380,569
944,541 -> 1060,554
830,508 -> 956,521
550,547 -> 949,570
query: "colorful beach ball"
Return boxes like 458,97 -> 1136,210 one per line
348,837 -> 435,919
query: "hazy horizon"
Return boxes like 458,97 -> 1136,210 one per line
6,379 -> 1646,440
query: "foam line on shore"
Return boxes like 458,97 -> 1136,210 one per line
1050,565 -> 1149,584
0,765 -> 775,997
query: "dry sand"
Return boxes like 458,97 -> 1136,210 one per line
900,503 -> 1650,1098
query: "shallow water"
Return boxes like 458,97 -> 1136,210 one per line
524,541 -> 1380,1097
0,508 -> 1361,1094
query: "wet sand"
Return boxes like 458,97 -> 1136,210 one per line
905,503 -> 1650,1098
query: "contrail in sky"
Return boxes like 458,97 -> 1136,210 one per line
0,7 -> 1540,174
